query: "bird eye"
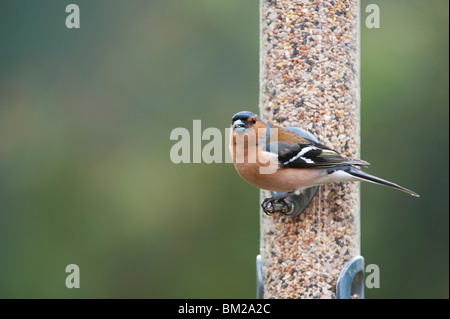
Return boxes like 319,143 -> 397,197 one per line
251,118 -> 256,124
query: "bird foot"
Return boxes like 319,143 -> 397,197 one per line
261,197 -> 292,215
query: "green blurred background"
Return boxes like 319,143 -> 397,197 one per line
0,0 -> 448,298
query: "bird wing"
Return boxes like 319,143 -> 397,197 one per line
263,127 -> 369,169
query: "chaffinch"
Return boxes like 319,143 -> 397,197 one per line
229,111 -> 419,215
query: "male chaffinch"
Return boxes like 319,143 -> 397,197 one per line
229,111 -> 419,215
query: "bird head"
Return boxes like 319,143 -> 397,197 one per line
231,111 -> 267,133
230,111 -> 271,151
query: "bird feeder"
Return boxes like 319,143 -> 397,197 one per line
258,0 -> 363,299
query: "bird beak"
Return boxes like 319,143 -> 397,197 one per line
232,119 -> 247,132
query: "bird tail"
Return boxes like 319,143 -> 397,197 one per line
328,166 -> 420,197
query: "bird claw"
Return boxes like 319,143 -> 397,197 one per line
261,197 -> 292,216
